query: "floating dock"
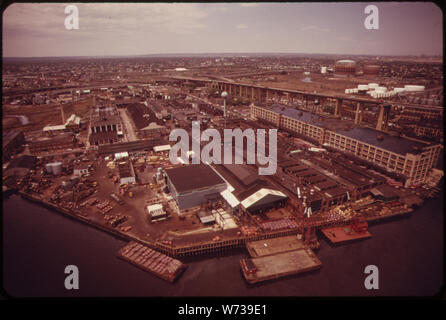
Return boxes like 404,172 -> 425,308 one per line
321,226 -> 371,244
116,241 -> 187,283
241,249 -> 321,284
246,235 -> 307,257
241,236 -> 321,284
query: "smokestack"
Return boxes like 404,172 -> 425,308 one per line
60,104 -> 65,124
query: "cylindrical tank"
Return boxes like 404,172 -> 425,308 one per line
45,163 -> 54,174
52,162 -> 62,175
335,59 -> 356,75
363,64 -> 381,75
404,85 -> 425,92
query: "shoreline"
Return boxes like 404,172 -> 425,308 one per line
17,189 -> 415,258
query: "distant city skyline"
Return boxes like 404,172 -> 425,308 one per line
2,2 -> 443,58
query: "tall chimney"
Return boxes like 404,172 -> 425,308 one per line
60,104 -> 65,124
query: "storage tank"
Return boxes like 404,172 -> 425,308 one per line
335,59 -> 356,76
52,162 -> 62,175
363,64 -> 381,76
45,163 -> 54,174
404,85 -> 425,92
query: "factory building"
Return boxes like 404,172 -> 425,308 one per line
140,122 -> 166,140
3,130 -> 25,161
213,163 -> 289,214
165,164 -> 227,211
89,131 -> 119,146
90,106 -> 123,135
118,161 -> 136,185
251,104 -> 441,187
28,134 -> 77,154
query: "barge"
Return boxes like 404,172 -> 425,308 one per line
116,241 -> 187,283
240,248 -> 321,284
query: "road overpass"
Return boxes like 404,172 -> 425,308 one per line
168,76 -> 443,132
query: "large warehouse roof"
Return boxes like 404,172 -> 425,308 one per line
165,164 -> 225,193
336,127 -> 428,155
241,188 -> 287,209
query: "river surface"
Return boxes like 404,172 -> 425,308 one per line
2,191 -> 443,297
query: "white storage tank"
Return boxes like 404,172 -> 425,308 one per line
52,162 -> 62,175
404,85 -> 425,92
46,162 -> 62,175
45,163 -> 54,174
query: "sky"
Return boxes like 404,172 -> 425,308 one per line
2,2 -> 443,57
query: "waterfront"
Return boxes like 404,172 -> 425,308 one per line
3,191 -> 443,297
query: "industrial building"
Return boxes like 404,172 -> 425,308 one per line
140,122 -> 166,140
165,164 -> 227,211
251,104 -> 441,187
118,161 -> 136,185
90,106 -> 123,135
28,134 -> 77,154
213,163 -> 289,214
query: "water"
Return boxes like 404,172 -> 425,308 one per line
2,192 -> 443,297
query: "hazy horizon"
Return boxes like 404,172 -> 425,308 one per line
3,2 -> 443,58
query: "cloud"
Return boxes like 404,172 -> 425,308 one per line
3,3 -> 209,38
236,24 -> 248,29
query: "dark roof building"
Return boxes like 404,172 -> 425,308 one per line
165,164 -> 227,211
